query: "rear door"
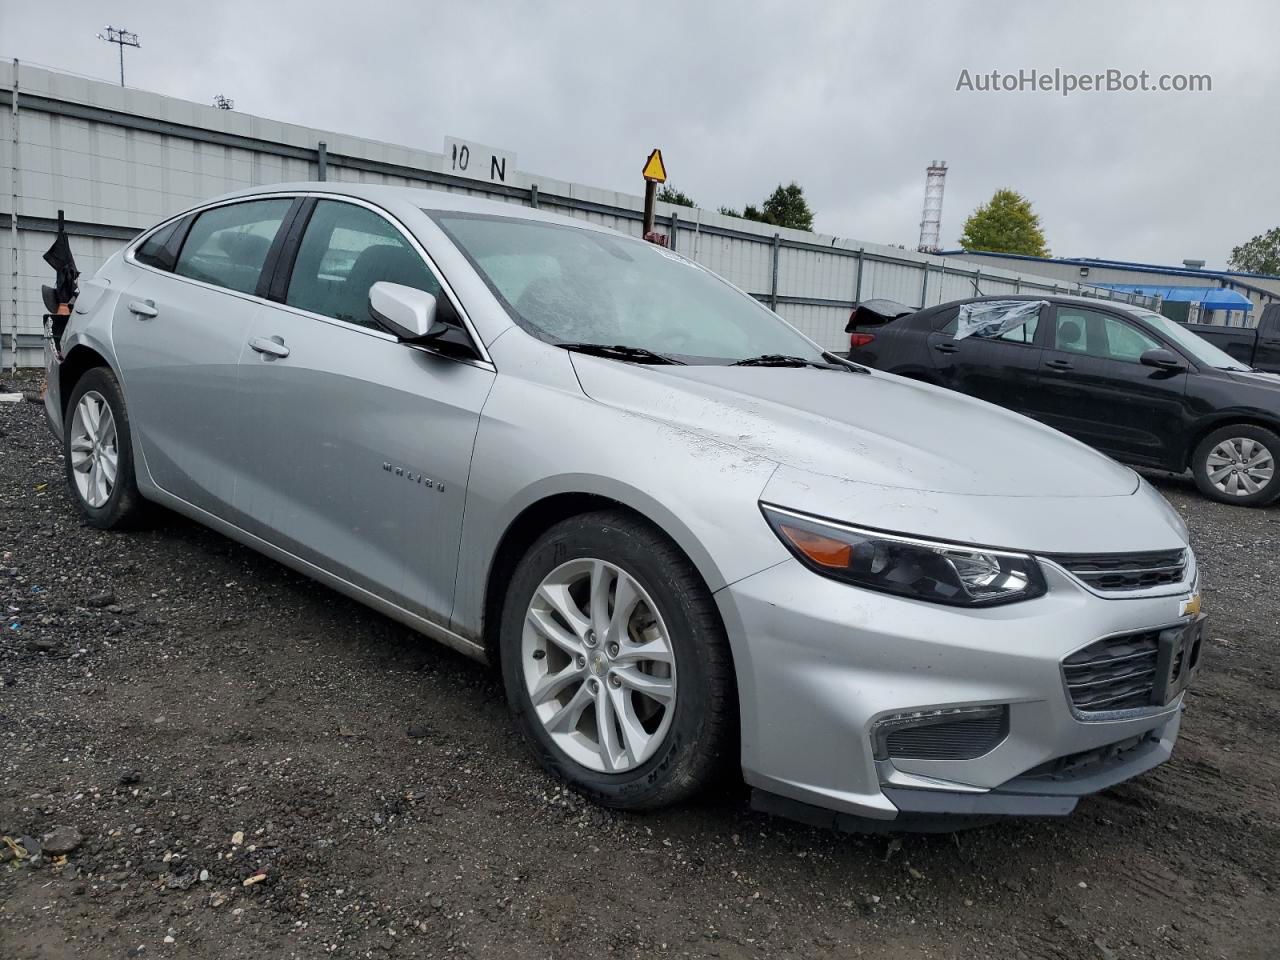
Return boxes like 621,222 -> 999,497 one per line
234,197 -> 495,623
111,196 -> 298,517
925,302 -> 1046,415
1031,304 -> 1189,468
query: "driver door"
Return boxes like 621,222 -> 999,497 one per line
1031,305 -> 1189,469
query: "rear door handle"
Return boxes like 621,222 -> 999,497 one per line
248,335 -> 290,360
1261,338 -> 1280,347
128,299 -> 158,319
933,342 -> 959,354
1045,358 -> 1073,371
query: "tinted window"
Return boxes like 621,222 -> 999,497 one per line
1054,307 -> 1159,362
135,219 -> 184,271
174,199 -> 292,295
286,200 -> 440,329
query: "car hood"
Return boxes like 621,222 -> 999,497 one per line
1224,368 -> 1280,390
571,357 -> 1139,498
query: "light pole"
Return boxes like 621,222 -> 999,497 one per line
96,26 -> 140,87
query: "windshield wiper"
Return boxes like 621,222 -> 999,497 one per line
556,342 -> 685,365
731,354 -> 840,369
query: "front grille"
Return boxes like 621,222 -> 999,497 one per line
1062,630 -> 1161,711
1046,549 -> 1187,592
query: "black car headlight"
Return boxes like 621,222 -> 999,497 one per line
761,505 -> 1046,607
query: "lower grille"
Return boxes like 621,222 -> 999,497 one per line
1062,630 -> 1161,711
874,706 -> 1009,761
1046,549 -> 1187,592
1020,731 -> 1159,781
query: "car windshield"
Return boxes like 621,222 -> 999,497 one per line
430,212 -> 827,364
1126,307 -> 1251,371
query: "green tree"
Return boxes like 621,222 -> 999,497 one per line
1228,227 -> 1280,275
657,184 -> 696,207
959,188 -> 1049,257
719,183 -> 816,232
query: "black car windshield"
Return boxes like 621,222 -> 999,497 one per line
1125,307 -> 1251,371
430,212 -> 826,365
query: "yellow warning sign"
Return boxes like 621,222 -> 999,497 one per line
642,148 -> 667,183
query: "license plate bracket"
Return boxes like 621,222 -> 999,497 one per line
1153,614 -> 1205,706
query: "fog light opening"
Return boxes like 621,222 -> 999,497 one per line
872,705 -> 1010,762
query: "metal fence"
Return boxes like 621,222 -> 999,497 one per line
1,60 -> 1151,369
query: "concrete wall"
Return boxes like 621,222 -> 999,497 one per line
942,251 -> 1280,327
2,60 -> 1151,369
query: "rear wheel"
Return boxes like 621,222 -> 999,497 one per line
1191,424 -> 1280,507
499,510 -> 735,810
63,367 -> 149,528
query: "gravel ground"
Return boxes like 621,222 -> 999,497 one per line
2,370 -> 1278,960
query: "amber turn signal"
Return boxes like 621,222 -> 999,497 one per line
779,524 -> 852,569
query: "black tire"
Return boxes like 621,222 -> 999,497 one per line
1191,424 -> 1280,507
62,366 -> 149,529
499,510 -> 735,810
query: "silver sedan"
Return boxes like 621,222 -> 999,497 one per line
45,183 -> 1203,828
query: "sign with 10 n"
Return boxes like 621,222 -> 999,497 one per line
444,137 -> 517,185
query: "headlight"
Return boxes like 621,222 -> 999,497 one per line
761,505 -> 1046,607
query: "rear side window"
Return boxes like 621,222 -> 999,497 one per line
285,200 -> 440,329
174,199 -> 293,295
940,306 -> 1039,343
134,217 -> 190,272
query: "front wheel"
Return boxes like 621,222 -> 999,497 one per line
1191,424 -> 1280,507
499,511 -> 735,810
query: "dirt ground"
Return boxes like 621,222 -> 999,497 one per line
2,372 -> 1277,960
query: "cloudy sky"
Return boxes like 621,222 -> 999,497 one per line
4,1 -> 1276,267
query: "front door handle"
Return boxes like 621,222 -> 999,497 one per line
248,335 -> 290,360
1045,358 -> 1073,371
128,299 -> 158,319
933,342 -> 959,354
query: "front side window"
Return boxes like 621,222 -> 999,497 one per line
174,199 -> 292,295
1054,307 -> 1160,362
431,212 -> 825,364
1124,306 -> 1249,370
286,200 -> 440,329
1102,315 -> 1160,362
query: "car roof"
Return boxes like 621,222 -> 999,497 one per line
919,293 -> 1148,318
206,180 -> 620,235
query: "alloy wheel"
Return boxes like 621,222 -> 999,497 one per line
69,390 -> 119,508
1206,437 -> 1275,497
521,558 -> 677,773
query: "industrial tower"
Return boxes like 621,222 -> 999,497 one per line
917,161 -> 948,253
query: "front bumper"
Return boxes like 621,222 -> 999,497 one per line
717,555 -> 1198,825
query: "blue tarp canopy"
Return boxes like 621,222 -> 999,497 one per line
1095,284 -> 1252,311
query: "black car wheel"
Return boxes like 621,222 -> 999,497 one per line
63,367 -> 150,529
499,510 -> 736,810
1192,424 -> 1280,507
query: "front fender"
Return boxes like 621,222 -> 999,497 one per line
450,372 -> 788,639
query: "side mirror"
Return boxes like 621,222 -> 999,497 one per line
1140,348 -> 1186,372
368,282 -> 449,341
